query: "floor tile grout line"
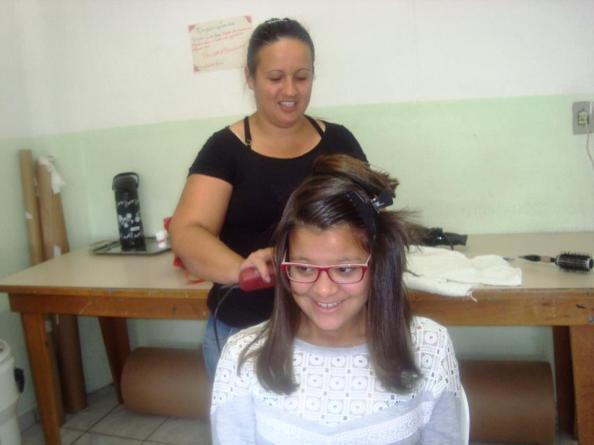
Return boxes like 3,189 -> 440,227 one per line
60,395 -> 121,435
83,399 -> 121,433
75,430 -> 147,443
141,438 -> 183,445
145,416 -> 173,443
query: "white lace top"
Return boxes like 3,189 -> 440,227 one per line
211,317 -> 463,445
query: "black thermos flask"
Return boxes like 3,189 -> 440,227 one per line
112,172 -> 145,250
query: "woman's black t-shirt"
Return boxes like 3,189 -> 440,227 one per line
189,120 -> 367,327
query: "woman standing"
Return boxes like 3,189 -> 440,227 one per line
170,18 -> 367,378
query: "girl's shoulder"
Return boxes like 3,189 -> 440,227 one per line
411,315 -> 447,331
223,321 -> 268,358
410,316 -> 460,391
410,316 -> 452,350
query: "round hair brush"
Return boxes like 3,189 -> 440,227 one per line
555,253 -> 593,271
519,253 -> 593,272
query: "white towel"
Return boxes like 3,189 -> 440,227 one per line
404,245 -> 522,297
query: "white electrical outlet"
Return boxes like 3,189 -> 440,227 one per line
572,101 -> 593,134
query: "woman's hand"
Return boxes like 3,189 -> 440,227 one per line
239,247 -> 274,284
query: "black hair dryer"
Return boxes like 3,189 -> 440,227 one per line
112,172 -> 145,250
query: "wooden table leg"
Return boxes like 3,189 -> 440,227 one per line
53,314 -> 87,413
553,326 -> 574,436
570,325 -> 594,444
21,313 -> 62,445
99,317 -> 130,402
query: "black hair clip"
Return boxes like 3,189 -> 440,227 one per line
370,189 -> 393,213
346,189 -> 392,240
346,191 -> 376,236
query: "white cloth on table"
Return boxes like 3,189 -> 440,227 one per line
404,245 -> 522,297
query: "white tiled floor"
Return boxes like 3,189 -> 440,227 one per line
21,385 -> 211,445
20,385 -> 578,445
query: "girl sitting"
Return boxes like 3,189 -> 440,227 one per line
211,154 -> 464,444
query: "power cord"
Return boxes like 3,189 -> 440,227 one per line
212,285 -> 238,352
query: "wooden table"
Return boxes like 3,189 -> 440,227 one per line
1,232 -> 593,445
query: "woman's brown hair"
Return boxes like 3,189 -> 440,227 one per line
239,154 -> 421,394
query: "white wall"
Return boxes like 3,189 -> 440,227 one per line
1,0 -> 29,138
6,0 -> 594,137
1,0 -> 593,418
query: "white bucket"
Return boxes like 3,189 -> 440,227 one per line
0,340 -> 21,445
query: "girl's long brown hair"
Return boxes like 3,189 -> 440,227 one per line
239,154 -> 421,394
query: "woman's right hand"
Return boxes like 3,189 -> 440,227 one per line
239,247 -> 275,284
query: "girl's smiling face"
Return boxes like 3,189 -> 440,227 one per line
286,223 -> 370,347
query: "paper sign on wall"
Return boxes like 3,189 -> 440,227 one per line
189,15 -> 252,73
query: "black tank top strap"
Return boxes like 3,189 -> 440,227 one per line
306,115 -> 324,137
243,116 -> 252,148
245,115 -> 322,150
